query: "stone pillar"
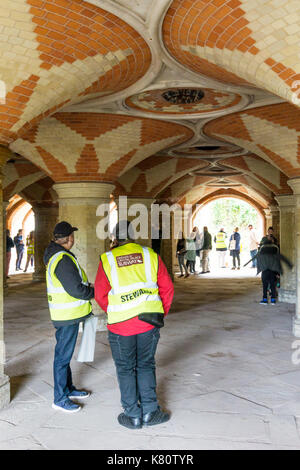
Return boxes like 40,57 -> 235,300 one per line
287,180 -> 300,336
263,208 -> 272,233
3,201 -> 9,289
32,204 -> 58,281
0,147 -> 11,408
275,195 -> 296,306
53,182 -> 115,329
270,205 -> 280,244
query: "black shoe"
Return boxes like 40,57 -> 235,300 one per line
143,408 -> 170,427
117,413 -> 142,430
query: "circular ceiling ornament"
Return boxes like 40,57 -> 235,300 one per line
125,87 -> 242,115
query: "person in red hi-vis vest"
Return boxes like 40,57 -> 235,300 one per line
95,220 -> 174,430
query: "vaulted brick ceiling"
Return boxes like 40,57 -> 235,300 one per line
2,0 -> 300,206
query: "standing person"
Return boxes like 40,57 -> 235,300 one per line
199,226 -> 212,274
245,238 -> 292,305
248,224 -> 259,268
229,227 -> 241,270
214,228 -> 227,268
95,220 -> 174,430
24,230 -> 35,272
176,234 -> 189,278
260,226 -> 278,248
44,221 -> 94,413
6,229 -> 14,279
192,226 -> 202,270
14,229 -> 24,271
186,231 -> 197,274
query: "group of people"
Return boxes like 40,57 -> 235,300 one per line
176,224 -> 279,277
44,220 -> 174,430
6,228 -> 35,278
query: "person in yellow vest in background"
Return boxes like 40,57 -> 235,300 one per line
214,228 -> 227,269
95,220 -> 174,430
24,230 -> 35,273
44,222 -> 94,413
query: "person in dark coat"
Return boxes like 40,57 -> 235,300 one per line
6,229 -> 14,278
229,227 -> 241,270
176,235 -> 189,278
245,237 -> 292,305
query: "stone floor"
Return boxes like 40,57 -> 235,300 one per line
1,269 -> 300,450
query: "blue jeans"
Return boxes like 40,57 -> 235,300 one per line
53,323 -> 79,404
16,248 -> 24,269
250,249 -> 258,267
108,328 -> 160,418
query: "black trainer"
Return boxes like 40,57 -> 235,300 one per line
143,408 -> 170,427
117,413 -> 142,430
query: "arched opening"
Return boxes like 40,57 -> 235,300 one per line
191,196 -> 264,275
6,196 -> 35,277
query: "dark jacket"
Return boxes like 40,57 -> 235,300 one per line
255,243 -> 292,275
176,238 -> 186,255
6,236 -> 14,253
201,231 -> 212,250
14,235 -> 24,251
44,241 -> 94,326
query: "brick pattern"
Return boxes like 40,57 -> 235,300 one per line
3,160 -> 45,200
20,176 -> 57,205
219,154 -> 291,194
204,103 -> 300,177
10,113 -> 193,182
115,156 -> 208,197
126,87 -> 241,114
163,0 -> 300,103
0,0 -> 151,144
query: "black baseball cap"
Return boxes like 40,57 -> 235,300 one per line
53,221 -> 78,238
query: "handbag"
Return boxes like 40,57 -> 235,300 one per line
229,239 -> 236,250
138,312 -> 164,328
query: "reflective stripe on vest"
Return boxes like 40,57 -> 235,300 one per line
46,251 -> 92,322
101,244 -> 164,325
216,232 -> 226,249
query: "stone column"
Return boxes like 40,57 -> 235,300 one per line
32,204 -> 58,281
263,208 -> 272,233
0,147 -> 11,409
53,182 -> 115,329
270,205 -> 280,243
287,180 -> 300,336
3,201 -> 9,290
275,195 -> 296,307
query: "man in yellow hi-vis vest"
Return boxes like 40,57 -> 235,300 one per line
44,221 -> 94,413
95,220 -> 174,430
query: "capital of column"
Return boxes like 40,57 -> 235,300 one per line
119,197 -> 155,209
288,178 -> 300,195
275,194 -> 296,208
263,208 -> 271,217
53,182 -> 115,202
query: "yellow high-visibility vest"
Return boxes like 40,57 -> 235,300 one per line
26,236 -> 34,255
215,232 -> 227,249
46,251 -> 92,322
101,243 -> 164,325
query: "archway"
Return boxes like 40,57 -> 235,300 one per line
6,196 -> 35,276
192,196 -> 264,275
